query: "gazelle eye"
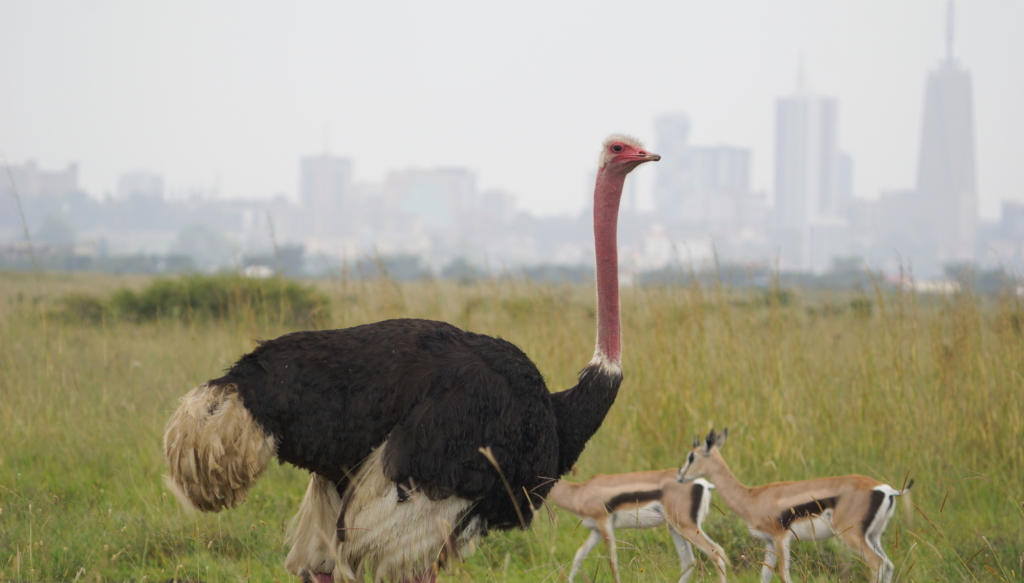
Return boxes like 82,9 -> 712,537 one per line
611,144 -> 623,153
688,452 -> 695,463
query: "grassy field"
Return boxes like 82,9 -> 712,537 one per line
0,269 -> 1022,582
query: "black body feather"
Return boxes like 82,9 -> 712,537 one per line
210,318 -> 622,533
548,365 -> 622,476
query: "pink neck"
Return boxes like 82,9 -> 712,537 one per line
593,169 -> 623,365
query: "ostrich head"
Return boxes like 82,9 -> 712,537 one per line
598,134 -> 661,174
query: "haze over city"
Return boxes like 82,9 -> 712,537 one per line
2,0 -> 1023,278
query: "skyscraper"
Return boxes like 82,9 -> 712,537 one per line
775,94 -> 837,231
384,167 -> 476,232
653,114 -> 754,231
300,155 -> 353,240
915,0 -> 977,263
653,114 -> 692,222
773,76 -> 852,271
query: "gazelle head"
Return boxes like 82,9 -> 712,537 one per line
677,427 -> 728,483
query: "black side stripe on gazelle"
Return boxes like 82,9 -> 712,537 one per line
778,496 -> 839,530
603,490 -> 662,513
689,482 -> 705,523
862,489 -> 886,534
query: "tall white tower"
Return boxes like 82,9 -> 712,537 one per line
915,0 -> 977,263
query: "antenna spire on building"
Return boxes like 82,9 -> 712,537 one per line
946,0 -> 955,63
796,52 -> 806,94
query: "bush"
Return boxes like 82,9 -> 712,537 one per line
57,274 -> 331,326
763,288 -> 794,307
56,292 -> 107,324
850,297 -> 873,319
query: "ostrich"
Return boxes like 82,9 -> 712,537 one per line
163,135 -> 659,583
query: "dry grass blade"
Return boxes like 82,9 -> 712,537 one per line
964,545 -> 985,566
479,446 -> 527,530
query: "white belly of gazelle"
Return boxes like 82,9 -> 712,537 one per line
787,510 -> 836,541
611,501 -> 666,529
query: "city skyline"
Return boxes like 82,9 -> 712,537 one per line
1,1 -> 1022,220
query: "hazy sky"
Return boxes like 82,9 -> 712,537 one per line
2,1 -> 1021,218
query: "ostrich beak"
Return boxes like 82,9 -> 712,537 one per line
639,151 -> 661,162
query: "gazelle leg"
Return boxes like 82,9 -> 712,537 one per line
696,531 -> 729,583
776,535 -> 793,583
568,530 -> 602,583
839,528 -> 885,583
760,539 -> 778,583
668,526 -> 696,583
672,524 -> 728,583
599,519 -> 621,583
870,530 -> 895,583
602,518 -> 618,581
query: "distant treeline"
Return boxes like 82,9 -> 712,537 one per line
0,244 -> 306,277
0,250 -> 197,275
2,247 -> 1018,293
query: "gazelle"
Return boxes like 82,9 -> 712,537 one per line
677,428 -> 913,583
547,469 -> 729,583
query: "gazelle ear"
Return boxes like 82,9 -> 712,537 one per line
713,427 -> 729,449
704,429 -> 716,452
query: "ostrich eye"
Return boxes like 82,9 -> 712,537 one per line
611,144 -> 623,153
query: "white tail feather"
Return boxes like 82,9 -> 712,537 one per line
163,383 -> 275,512
285,473 -> 345,580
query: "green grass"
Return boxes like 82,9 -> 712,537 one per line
0,270 -> 1022,582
